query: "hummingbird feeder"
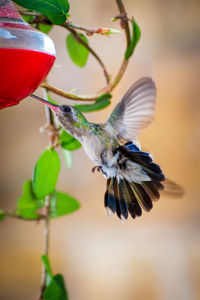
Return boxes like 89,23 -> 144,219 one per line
0,0 -> 56,109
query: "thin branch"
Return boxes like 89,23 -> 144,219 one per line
102,0 -> 131,92
38,88 -> 55,300
43,88 -> 55,127
19,10 -> 110,86
38,88 -> 55,299
43,197 -> 50,256
4,211 -> 45,221
38,195 -> 50,300
62,25 -> 110,85
19,11 -> 119,36
19,11 -> 43,17
40,82 -> 97,101
20,1 -> 131,102
103,58 -> 129,93
115,0 -> 131,47
42,0 -> 131,101
65,21 -> 119,36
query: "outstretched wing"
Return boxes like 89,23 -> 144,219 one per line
105,77 -> 156,142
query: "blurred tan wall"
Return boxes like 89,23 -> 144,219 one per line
0,0 -> 200,299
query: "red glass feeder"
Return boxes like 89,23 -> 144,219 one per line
0,0 -> 56,109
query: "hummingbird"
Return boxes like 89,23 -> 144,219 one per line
31,77 -> 184,221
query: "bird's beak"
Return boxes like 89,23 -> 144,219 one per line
30,94 -> 59,112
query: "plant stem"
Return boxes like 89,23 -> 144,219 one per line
38,88 -> 55,300
38,195 -> 50,300
4,211 -> 45,221
115,0 -> 131,47
43,87 -> 55,125
101,0 -> 131,93
19,11 -> 43,17
19,11 -> 118,36
20,1 -> 131,103
63,25 -> 110,85
64,21 -> 118,36
19,10 -> 110,86
103,58 -> 129,93
42,0 -> 131,102
40,82 -> 97,101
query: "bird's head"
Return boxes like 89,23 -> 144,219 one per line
31,94 -> 88,136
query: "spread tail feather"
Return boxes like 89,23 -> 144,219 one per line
104,142 -> 184,221
105,178 -> 152,220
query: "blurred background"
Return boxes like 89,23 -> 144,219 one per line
0,0 -> 200,299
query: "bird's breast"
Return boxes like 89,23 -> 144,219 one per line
81,134 -> 106,165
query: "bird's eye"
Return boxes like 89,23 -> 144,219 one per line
62,106 -> 71,113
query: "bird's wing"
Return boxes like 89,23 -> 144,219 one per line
105,77 -> 156,142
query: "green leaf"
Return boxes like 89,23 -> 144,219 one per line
33,149 -> 60,199
50,191 -> 80,218
53,275 -> 68,299
14,0 -> 70,25
111,17 -> 118,22
66,33 -> 89,67
15,180 -> 44,219
0,209 -> 5,222
125,19 -> 141,60
43,277 -> 62,300
60,130 -> 81,151
41,256 -> 68,299
21,14 -> 34,23
105,28 -> 120,35
20,13 -> 53,33
41,255 -> 68,299
43,274 -> 68,300
75,93 -> 111,112
41,255 -> 53,286
41,255 -> 53,278
62,149 -> 72,169
38,24 -> 53,34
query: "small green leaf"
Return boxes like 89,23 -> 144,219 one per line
106,28 -> 120,35
21,14 -> 34,23
0,209 -> 5,222
41,255 -> 68,299
75,93 -> 111,112
41,255 -> 53,278
50,191 -> 80,218
53,274 -> 68,296
60,130 -> 81,151
38,24 -> 53,34
33,149 -> 60,199
62,149 -> 72,169
43,274 -> 68,300
41,255 -> 53,286
125,19 -> 141,60
14,0 -> 70,25
20,13 -> 53,33
15,180 -> 44,219
66,33 -> 89,67
44,277 -> 61,300
111,17 -> 117,22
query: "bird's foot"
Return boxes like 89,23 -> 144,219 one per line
92,166 -> 102,173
